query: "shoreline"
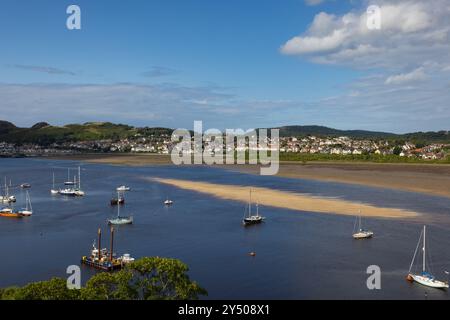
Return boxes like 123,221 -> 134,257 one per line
38,153 -> 450,198
151,178 -> 419,220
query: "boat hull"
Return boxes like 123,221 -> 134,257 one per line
243,217 -> 264,226
353,231 -> 374,239
81,257 -> 122,271
409,274 -> 449,289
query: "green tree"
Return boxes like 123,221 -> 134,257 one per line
1,257 -> 207,300
125,257 -> 207,300
10,278 -> 80,300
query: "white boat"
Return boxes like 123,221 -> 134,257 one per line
116,186 -> 131,192
18,191 -> 33,216
407,225 -> 449,289
59,167 -> 85,197
164,198 -> 173,205
108,193 -> 133,225
51,172 -> 60,195
119,253 -> 135,264
0,177 -> 16,203
352,214 -> 373,239
242,189 -> 265,226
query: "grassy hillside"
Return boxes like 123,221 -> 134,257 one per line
0,121 -> 139,145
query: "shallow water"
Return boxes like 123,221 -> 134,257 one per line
0,158 -> 450,299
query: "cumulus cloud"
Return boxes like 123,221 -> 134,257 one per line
281,0 -> 450,69
279,0 -> 450,131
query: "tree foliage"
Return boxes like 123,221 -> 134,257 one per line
0,257 -> 207,300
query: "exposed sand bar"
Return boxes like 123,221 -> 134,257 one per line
151,178 -> 419,219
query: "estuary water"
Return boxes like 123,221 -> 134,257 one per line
1,158 -> 450,299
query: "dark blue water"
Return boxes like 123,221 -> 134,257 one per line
1,158 -> 450,299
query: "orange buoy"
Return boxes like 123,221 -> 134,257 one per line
406,274 -> 413,282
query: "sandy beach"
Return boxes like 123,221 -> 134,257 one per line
228,162 -> 450,199
44,154 -> 450,198
151,177 -> 419,219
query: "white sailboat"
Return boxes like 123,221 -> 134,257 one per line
352,213 -> 373,239
242,189 -> 265,226
0,177 -> 16,203
51,172 -> 60,195
18,191 -> 33,216
407,225 -> 449,289
108,192 -> 133,225
59,167 -> 85,196
116,185 -> 131,192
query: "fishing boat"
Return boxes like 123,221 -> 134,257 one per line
20,183 -> 31,189
242,189 -> 265,226
352,214 -> 373,239
0,207 -> 22,218
110,192 -> 125,205
116,185 -> 131,192
108,193 -> 133,225
407,225 -> 449,289
81,228 -> 135,271
50,172 -> 59,195
18,191 -> 33,217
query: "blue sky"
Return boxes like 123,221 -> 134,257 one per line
0,0 -> 449,132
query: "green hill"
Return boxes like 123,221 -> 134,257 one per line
1,121 -> 449,145
0,121 -> 140,145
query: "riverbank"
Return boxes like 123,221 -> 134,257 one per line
42,153 -> 450,198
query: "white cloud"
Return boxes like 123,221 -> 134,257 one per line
281,0 -> 450,69
385,67 -> 427,85
278,0 -> 450,132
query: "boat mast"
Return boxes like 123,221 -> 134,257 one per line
52,172 -> 55,189
110,227 -> 114,261
249,189 -> 252,217
117,192 -> 120,218
423,225 -> 426,272
97,228 -> 102,261
78,166 -> 81,190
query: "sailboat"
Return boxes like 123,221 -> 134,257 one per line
108,192 -> 133,225
18,191 -> 33,217
51,172 -> 60,195
407,225 -> 449,289
116,185 -> 131,192
110,191 -> 125,205
352,213 -> 373,239
59,167 -> 85,196
0,177 -> 16,203
0,207 -> 22,218
242,189 -> 265,226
